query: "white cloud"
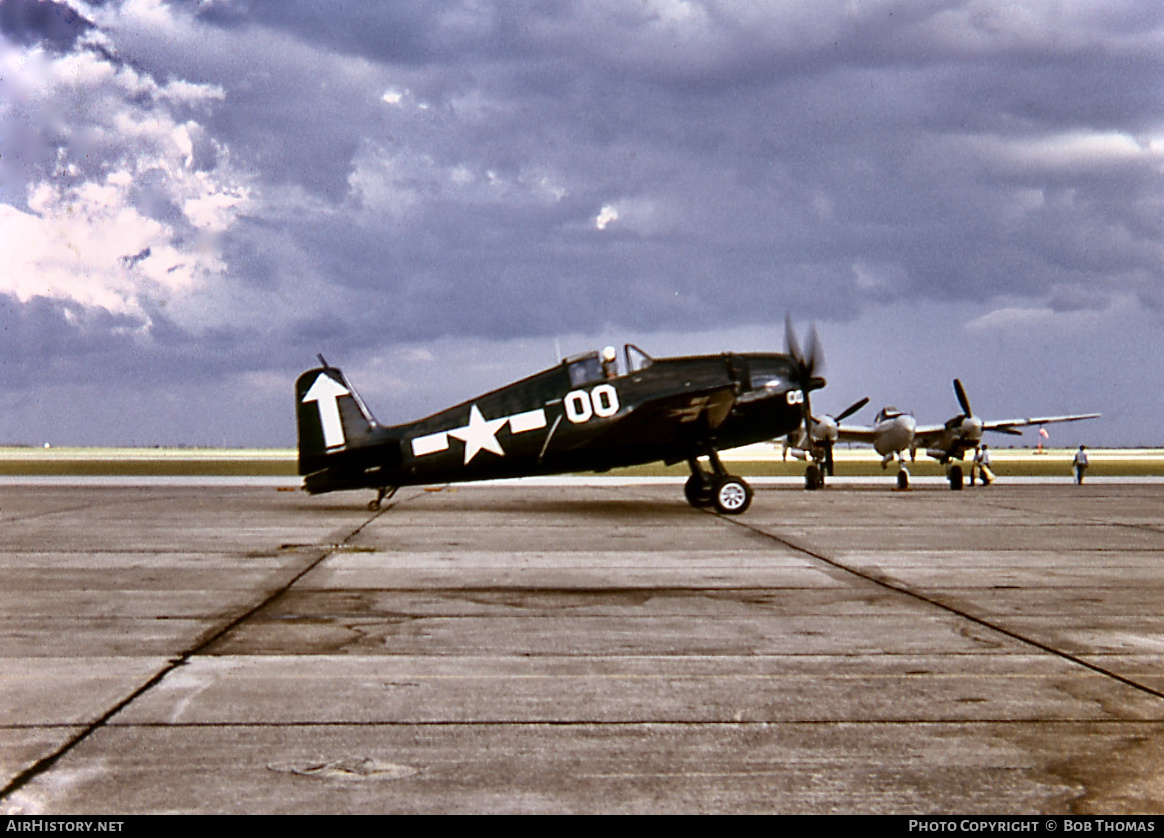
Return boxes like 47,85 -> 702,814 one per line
972,130 -> 1161,171
595,204 -> 619,230
964,295 -> 1141,335
159,78 -> 226,105
594,197 -> 681,235
643,0 -> 711,36
0,35 -> 252,325
183,178 -> 250,231
1,175 -> 184,314
347,141 -> 569,219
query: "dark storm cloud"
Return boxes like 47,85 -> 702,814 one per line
194,0 -> 507,63
0,0 -> 92,50
3,1 -> 1162,445
0,291 -> 281,391
113,2 -> 1163,321
0,293 -> 144,389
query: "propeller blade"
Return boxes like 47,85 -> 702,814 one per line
784,315 -> 802,368
835,396 -> 869,423
805,324 -> 823,380
953,379 -> 972,417
785,315 -> 827,443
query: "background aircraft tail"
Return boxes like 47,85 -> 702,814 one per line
295,364 -> 379,476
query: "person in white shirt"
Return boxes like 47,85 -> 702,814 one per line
1072,445 -> 1089,484
973,444 -> 992,486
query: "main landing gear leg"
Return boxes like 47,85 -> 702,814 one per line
368,486 -> 397,512
684,458 -> 714,509
804,462 -> 824,490
684,450 -> 753,515
886,453 -> 910,490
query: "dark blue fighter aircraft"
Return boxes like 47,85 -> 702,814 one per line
296,321 -> 826,515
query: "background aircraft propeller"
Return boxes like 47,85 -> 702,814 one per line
834,396 -> 870,423
950,378 -> 1019,439
942,379 -> 1032,458
814,396 -> 869,475
954,378 -> 972,418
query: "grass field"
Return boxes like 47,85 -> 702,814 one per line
1,446 -> 1160,478
0,448 -> 298,477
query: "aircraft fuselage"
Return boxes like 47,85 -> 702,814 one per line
871,412 -> 917,458
297,350 -> 810,497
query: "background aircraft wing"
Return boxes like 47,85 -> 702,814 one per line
910,424 -> 950,449
834,424 -> 880,444
983,413 -> 1101,433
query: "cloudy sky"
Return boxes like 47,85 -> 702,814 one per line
1,0 -> 1161,448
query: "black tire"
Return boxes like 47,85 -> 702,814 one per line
805,464 -> 822,491
712,476 -> 753,515
684,474 -> 713,508
896,468 -> 910,490
948,464 -> 963,490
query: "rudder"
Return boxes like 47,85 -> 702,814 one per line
296,365 -> 378,476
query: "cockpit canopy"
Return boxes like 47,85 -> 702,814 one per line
746,357 -> 797,392
563,344 -> 654,386
875,406 -> 911,422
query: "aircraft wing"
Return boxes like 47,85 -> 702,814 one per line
910,423 -> 951,448
834,424 -> 881,444
983,414 -> 1101,433
580,384 -> 739,448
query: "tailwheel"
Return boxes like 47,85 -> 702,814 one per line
368,486 -> 397,511
712,476 -> 753,515
684,474 -> 714,508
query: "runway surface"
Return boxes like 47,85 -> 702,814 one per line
2,479 -> 1164,814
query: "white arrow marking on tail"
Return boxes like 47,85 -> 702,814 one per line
302,373 -> 351,450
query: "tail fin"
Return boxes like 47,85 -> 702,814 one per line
296,365 -> 378,476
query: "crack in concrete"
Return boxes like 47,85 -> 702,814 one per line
0,496 -> 399,804
721,515 -> 1164,705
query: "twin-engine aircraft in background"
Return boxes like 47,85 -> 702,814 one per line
297,321 -> 827,514
786,378 -> 1100,490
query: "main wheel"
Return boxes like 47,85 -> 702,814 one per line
712,476 -> 753,515
948,464 -> 963,490
805,464 -> 823,490
896,468 -> 910,490
684,474 -> 713,508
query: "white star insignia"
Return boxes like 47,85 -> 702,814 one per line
447,404 -> 507,464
